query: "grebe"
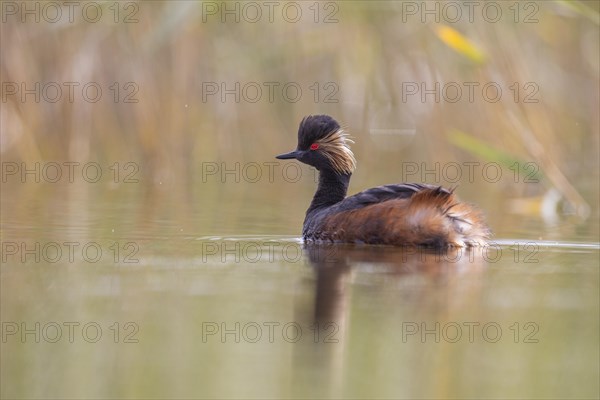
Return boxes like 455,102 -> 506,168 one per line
276,115 -> 490,247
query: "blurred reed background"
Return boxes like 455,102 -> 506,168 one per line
1,0 -> 599,240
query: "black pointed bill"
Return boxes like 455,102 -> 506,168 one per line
276,150 -> 302,160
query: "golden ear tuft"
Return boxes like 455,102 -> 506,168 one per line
317,129 -> 356,174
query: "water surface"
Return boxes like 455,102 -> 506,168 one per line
1,184 -> 598,399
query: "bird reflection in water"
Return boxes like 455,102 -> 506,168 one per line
292,244 -> 488,397
304,243 -> 489,342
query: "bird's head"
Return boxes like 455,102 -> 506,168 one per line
276,115 -> 356,174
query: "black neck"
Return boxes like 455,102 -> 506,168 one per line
306,169 -> 351,215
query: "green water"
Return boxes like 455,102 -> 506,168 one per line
1,182 -> 598,399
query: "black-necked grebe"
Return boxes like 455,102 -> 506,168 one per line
276,115 -> 491,247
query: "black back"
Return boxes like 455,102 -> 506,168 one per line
335,183 -> 450,212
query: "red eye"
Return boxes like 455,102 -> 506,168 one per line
310,143 -> 319,150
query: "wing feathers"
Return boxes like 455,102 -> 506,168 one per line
314,186 -> 490,247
